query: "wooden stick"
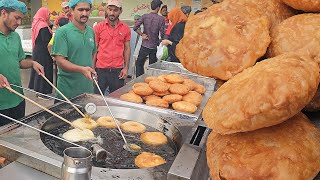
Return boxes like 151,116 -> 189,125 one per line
5,86 -> 83,130
39,73 -> 85,118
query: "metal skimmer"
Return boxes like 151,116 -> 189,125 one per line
92,75 -> 139,152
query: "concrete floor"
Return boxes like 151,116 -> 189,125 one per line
20,69 -> 54,116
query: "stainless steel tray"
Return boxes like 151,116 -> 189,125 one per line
108,70 -> 216,121
147,61 -> 210,79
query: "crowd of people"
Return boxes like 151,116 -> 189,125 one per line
0,0 -> 217,126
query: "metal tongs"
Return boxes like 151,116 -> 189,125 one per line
91,74 -> 140,152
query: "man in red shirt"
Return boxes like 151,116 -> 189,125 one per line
93,0 -> 131,94
54,2 -> 72,28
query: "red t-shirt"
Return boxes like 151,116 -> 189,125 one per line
54,12 -> 72,26
94,19 -> 131,68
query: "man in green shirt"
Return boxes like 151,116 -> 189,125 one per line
0,0 -> 44,125
52,0 -> 97,100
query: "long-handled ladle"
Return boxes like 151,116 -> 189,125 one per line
91,75 -> 140,152
10,84 -> 82,108
0,112 -> 82,148
5,86 -> 84,130
39,73 -> 86,118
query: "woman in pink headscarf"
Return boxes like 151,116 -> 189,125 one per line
29,7 -> 53,97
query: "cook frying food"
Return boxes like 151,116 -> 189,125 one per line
140,132 -> 168,146
206,113 -> 320,179
62,128 -> 95,142
135,152 -> 166,168
203,52 -> 320,134
121,121 -> 146,133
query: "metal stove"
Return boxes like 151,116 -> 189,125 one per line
0,94 -> 211,180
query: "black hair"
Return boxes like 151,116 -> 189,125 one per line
160,5 -> 167,11
194,10 -> 203,15
151,1 -> 162,10
0,7 -> 16,16
58,17 -> 69,27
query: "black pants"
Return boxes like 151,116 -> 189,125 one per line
0,100 -> 25,126
94,68 -> 124,95
135,46 -> 157,77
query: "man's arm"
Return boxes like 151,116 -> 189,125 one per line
55,55 -> 96,80
133,16 -> 148,40
92,52 -> 97,70
0,74 -> 9,88
20,58 -> 44,75
119,41 -> 130,79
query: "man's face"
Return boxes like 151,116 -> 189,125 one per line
63,6 -> 70,13
160,7 -> 167,16
106,5 -> 121,22
134,18 -> 139,23
1,10 -> 24,32
71,3 -> 91,24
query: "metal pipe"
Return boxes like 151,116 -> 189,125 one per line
0,112 -> 82,148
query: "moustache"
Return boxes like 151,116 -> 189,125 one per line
80,16 -> 88,19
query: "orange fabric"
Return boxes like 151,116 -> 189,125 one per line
168,7 -> 187,30
31,7 -> 52,47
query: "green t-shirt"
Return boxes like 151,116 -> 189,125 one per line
0,31 -> 25,110
51,23 -> 97,99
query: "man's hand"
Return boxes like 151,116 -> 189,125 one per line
81,66 -> 96,80
0,74 -> 10,88
119,68 -> 128,79
141,34 -> 149,40
162,39 -> 172,46
32,61 -> 45,75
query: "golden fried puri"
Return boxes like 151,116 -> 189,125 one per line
144,76 -> 159,83
268,14 -> 320,57
121,121 -> 146,133
182,79 -> 197,91
120,93 -> 143,103
176,1 -> 270,80
142,95 -> 161,101
162,94 -> 183,104
172,101 -> 198,113
148,80 -> 169,93
169,84 -> 190,95
164,74 -> 185,84
224,0 -> 297,29
281,0 -> 320,12
62,129 -> 95,142
203,53 -> 320,134
135,152 -> 166,168
206,113 -> 320,180
182,91 -> 203,106
132,83 -> 153,96
304,87 -> 320,112
194,84 -> 206,94
140,132 -> 168,146
157,74 -> 167,82
153,90 -> 170,97
145,99 -> 169,108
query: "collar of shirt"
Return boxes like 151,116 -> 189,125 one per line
69,22 -> 89,33
104,18 -> 124,29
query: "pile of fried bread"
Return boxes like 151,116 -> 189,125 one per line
178,0 -> 320,179
120,73 -> 206,114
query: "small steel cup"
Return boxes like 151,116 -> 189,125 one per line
61,147 -> 92,180
91,144 -> 107,161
